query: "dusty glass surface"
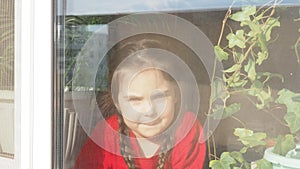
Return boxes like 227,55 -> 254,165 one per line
55,0 -> 300,168
0,0 -> 14,159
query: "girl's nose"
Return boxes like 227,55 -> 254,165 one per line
143,103 -> 157,118
142,98 -> 166,118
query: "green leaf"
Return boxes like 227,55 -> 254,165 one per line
212,78 -> 229,102
220,152 -> 237,166
224,103 -> 241,118
276,88 -> 300,113
230,151 -> 245,164
258,34 -> 268,54
234,128 -> 253,138
276,89 -> 300,133
233,51 -> 243,62
262,17 -> 280,41
244,58 -> 256,81
256,51 -> 268,65
230,79 -> 248,88
226,30 -> 246,49
212,103 -> 241,119
257,72 -> 284,83
230,6 -> 256,22
209,152 -> 236,169
284,112 -> 300,134
233,167 -> 240,169
256,90 -> 273,109
248,83 -> 273,109
240,147 -> 248,154
273,134 -> 296,156
224,64 -> 241,73
241,133 -> 267,147
234,128 -> 267,148
224,67 -> 248,88
245,20 -> 261,37
251,80 -> 264,89
256,159 -> 272,169
293,95 -> 300,102
215,46 -> 229,61
230,152 -> 250,169
209,160 -> 222,169
211,104 -> 225,119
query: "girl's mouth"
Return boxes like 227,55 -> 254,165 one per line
143,118 -> 161,126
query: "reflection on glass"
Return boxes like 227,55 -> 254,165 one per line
59,1 -> 300,168
63,17 -> 110,169
0,0 -> 14,158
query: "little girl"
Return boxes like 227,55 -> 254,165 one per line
74,34 -> 206,169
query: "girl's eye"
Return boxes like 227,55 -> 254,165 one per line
151,93 -> 167,100
128,97 -> 143,106
128,97 -> 142,102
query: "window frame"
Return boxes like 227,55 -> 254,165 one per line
0,0 -> 53,168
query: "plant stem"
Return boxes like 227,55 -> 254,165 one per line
212,133 -> 217,160
217,9 -> 231,46
231,115 -> 246,127
226,43 -> 256,87
294,37 -> 300,63
207,6 -> 233,160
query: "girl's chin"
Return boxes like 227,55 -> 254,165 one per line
134,128 -> 163,138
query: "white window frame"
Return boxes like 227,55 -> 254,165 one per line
0,0 -> 19,168
0,0 -> 52,168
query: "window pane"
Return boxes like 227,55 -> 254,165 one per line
55,1 -> 300,168
0,0 -> 14,159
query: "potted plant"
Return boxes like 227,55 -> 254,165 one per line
208,1 -> 300,169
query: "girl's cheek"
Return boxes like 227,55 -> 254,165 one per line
130,101 -> 148,113
152,99 -> 167,114
119,101 -> 146,121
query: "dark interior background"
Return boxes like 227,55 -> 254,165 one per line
62,5 -> 300,169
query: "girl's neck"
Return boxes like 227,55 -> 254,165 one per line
136,138 -> 160,158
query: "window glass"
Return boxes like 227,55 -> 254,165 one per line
56,0 -> 300,168
0,0 -> 14,159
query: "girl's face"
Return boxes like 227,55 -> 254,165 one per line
117,69 -> 177,138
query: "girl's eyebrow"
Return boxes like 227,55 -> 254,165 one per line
123,94 -> 143,99
123,89 -> 171,99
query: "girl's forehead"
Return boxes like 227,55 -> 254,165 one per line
117,68 -> 173,92
120,68 -> 167,83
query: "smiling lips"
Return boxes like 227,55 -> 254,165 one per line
143,117 -> 161,126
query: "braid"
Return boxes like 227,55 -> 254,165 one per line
118,114 -> 137,169
118,114 -> 174,169
157,136 -> 174,169
157,152 -> 168,169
